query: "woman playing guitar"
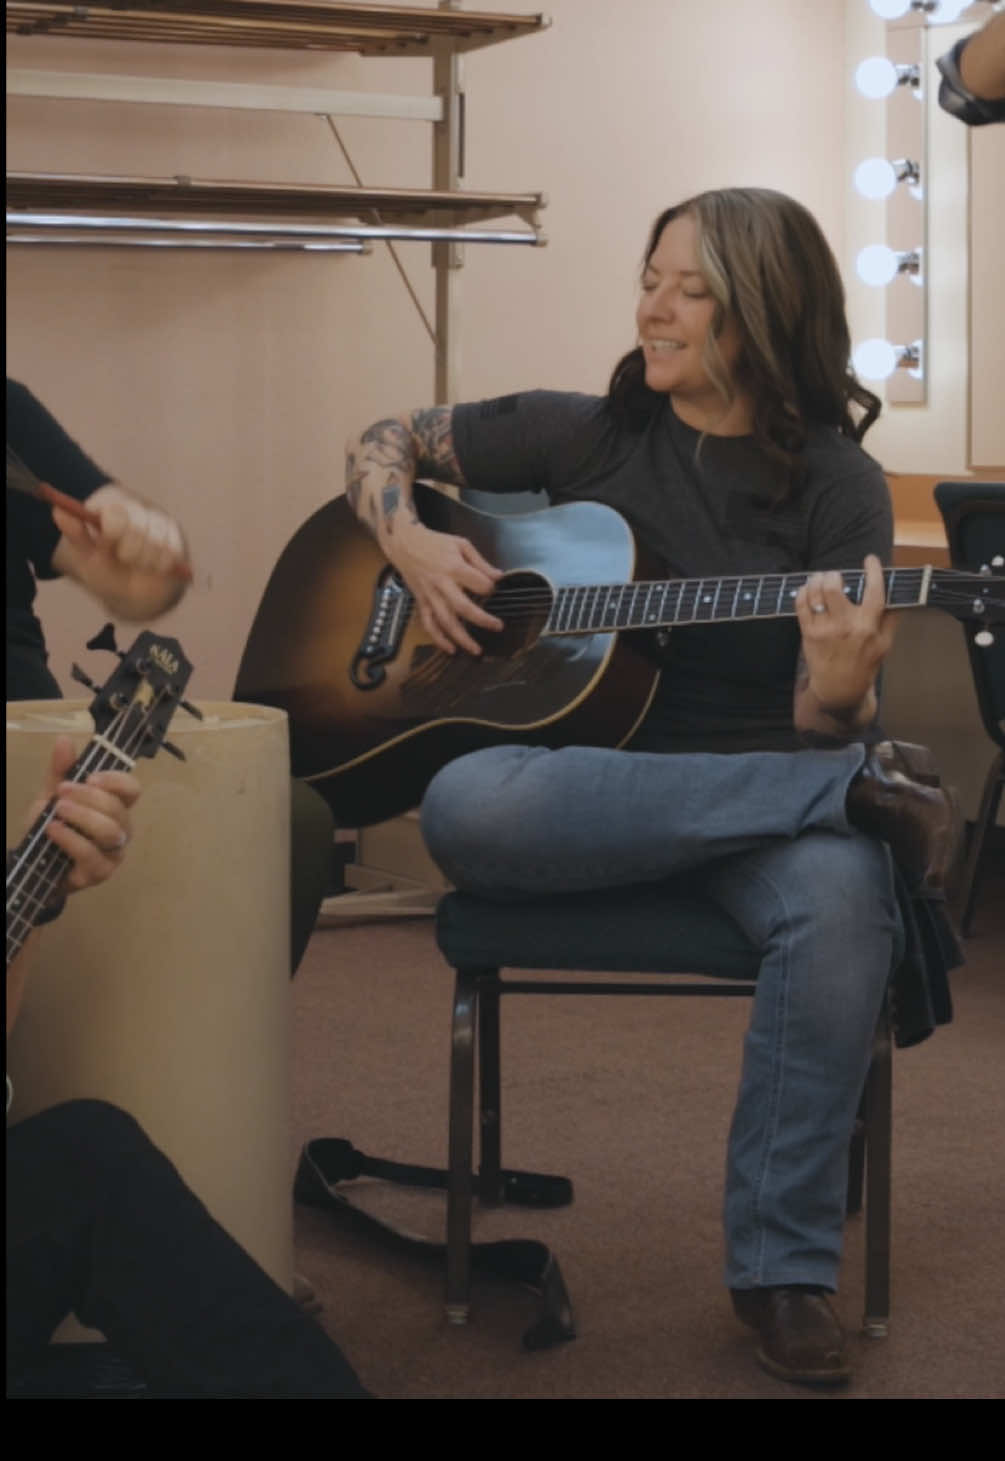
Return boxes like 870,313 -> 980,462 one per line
341,187 -> 960,1389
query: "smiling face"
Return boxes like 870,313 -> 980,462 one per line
635,212 -> 751,434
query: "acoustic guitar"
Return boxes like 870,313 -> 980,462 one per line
234,482 -> 1004,828
6,628 -> 196,967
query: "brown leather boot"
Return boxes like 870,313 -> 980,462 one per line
731,1286 -> 851,1387
846,741 -> 962,893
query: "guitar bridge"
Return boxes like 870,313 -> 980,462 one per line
351,567 -> 412,689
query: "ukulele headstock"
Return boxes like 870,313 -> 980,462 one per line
71,625 -> 200,762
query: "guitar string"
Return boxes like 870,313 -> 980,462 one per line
6,692 -> 171,953
484,583 -> 1000,613
398,567 -> 984,610
393,568 -> 1003,628
470,569 -> 996,607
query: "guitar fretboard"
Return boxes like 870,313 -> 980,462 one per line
544,566 -> 930,636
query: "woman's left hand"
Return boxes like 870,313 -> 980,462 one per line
794,554 -> 897,718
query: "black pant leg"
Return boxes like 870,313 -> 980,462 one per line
6,1100 -> 370,1397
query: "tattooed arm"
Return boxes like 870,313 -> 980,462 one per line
792,556 -> 895,742
344,408 -> 502,655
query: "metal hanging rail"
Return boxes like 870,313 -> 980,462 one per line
7,234 -> 371,252
6,211 -> 545,246
5,172 -> 546,240
6,2 -> 550,55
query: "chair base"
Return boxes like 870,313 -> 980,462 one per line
956,751 -> 1004,936
443,956 -> 892,1347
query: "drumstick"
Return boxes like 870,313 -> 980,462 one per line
7,464 -> 104,526
7,444 -> 193,582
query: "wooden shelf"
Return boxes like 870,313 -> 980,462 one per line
6,3 -> 549,392
6,1 -> 550,56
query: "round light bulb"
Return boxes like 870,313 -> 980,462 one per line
855,57 -> 900,99
854,157 -> 898,200
856,244 -> 900,287
868,0 -> 911,18
930,0 -> 970,23
853,338 -> 899,381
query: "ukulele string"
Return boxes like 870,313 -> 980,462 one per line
6,687 -> 171,930
23,699 -> 156,869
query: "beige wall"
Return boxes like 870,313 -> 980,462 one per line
8,0 -> 849,700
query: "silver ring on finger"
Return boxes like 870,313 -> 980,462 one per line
810,602 -> 828,615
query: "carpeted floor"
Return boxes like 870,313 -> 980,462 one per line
291,858 -> 1005,1400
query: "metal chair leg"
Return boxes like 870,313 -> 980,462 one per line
846,1110 -> 866,1217
957,750 -> 1004,936
862,1011 -> 893,1338
478,972 -> 504,1204
445,965 -> 481,1325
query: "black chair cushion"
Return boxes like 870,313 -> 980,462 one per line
436,880 -> 759,977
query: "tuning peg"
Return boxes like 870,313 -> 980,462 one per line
70,663 -> 100,692
160,740 -> 187,761
180,699 -> 203,720
86,623 -> 122,656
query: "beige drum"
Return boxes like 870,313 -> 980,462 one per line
6,699 -> 294,1299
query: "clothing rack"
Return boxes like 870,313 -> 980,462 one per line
5,172 -> 547,249
5,1 -> 550,399
7,2 -> 551,917
6,2 -> 548,55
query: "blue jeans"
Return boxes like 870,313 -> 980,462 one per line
420,744 -> 903,1292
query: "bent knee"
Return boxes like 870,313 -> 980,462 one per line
24,1099 -> 152,1165
784,831 -> 900,948
421,745 -> 541,869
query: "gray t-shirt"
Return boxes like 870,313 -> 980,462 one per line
451,390 -> 893,752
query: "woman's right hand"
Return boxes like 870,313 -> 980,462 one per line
388,518 -> 504,656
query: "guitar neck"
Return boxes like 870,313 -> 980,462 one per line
5,726 -> 138,969
544,565 -> 933,637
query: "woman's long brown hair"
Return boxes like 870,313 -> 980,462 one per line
608,187 -> 882,494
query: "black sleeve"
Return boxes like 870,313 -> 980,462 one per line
6,378 -> 112,579
451,390 -> 606,499
936,37 -> 1005,127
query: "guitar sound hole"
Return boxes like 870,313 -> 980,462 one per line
472,571 -> 551,658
